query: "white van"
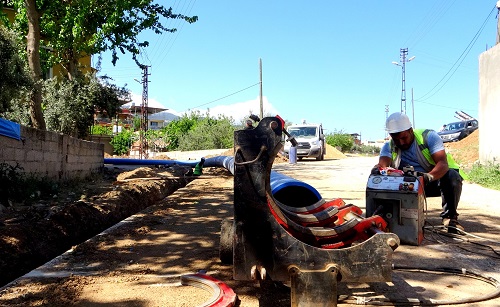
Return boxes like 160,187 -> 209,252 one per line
283,123 -> 326,161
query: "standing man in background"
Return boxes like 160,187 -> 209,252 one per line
373,112 -> 466,233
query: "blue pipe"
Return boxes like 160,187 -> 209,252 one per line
269,170 -> 321,205
104,158 -> 199,167
104,156 -> 322,206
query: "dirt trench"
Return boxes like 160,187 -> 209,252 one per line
0,165 -> 193,287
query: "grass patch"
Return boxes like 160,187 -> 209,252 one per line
466,162 -> 500,191
0,162 -> 106,207
0,162 -> 59,207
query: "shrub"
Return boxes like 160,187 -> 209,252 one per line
0,163 -> 57,207
91,125 -> 112,135
466,162 -> 500,190
110,129 -> 134,155
43,74 -> 128,138
178,115 -> 235,151
351,144 -> 381,155
162,111 -> 203,151
325,131 -> 354,152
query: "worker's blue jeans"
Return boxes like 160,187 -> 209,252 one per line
423,169 -> 463,219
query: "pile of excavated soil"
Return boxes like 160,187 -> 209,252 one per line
325,144 -> 347,159
444,129 -> 479,170
116,167 -> 161,181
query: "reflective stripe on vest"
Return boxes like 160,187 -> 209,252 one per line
389,129 -> 465,178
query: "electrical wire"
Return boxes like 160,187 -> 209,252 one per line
148,0 -> 181,61
182,82 -> 261,111
110,0 -> 197,79
404,0 -> 456,51
415,5 -> 497,103
154,0 -> 198,68
360,172 -> 500,305
423,221 -> 500,258
336,265 -> 500,305
403,173 -> 500,260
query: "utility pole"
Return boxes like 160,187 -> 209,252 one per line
259,58 -> 263,120
497,1 -> 500,44
392,48 -> 415,114
385,105 -> 389,139
139,66 -> 150,160
411,88 -> 415,128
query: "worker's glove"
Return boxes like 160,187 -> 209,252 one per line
421,173 -> 434,185
371,166 -> 380,175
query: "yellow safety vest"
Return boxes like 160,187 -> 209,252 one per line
389,129 -> 467,179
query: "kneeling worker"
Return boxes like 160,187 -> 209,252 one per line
374,112 -> 466,233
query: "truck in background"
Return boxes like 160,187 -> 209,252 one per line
283,122 -> 326,161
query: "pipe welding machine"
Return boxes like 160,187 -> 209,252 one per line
365,166 -> 425,246
220,116 -> 400,307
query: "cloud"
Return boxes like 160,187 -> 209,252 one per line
126,93 -> 279,120
186,96 -> 280,121
128,93 -> 168,110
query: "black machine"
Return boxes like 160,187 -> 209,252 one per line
220,116 -> 400,306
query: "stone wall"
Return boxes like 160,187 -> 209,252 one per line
479,44 -> 500,164
1,125 -> 103,180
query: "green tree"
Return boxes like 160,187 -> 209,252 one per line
8,0 -> 197,128
178,115 -> 235,151
43,73 -> 129,138
0,25 -> 32,114
11,0 -> 198,79
325,131 -> 354,153
162,111 -> 203,151
110,129 -> 134,156
90,125 -> 112,135
23,0 -> 46,130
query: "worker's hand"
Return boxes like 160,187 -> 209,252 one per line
422,173 -> 434,185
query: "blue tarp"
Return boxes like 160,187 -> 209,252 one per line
0,118 -> 21,140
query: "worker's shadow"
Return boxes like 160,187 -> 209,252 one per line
254,278 -> 429,306
256,279 -> 291,306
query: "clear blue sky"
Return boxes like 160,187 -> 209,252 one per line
95,1 -> 498,142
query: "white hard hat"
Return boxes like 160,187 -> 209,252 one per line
386,112 -> 412,133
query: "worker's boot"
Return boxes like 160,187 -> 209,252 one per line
442,217 -> 464,234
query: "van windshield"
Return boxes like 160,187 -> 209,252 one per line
288,127 -> 317,138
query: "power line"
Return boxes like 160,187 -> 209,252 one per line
154,0 -> 197,67
98,2 -> 198,87
415,5 -> 497,103
415,100 -> 477,113
184,82 -> 261,111
149,0 -> 182,61
404,0 -> 456,50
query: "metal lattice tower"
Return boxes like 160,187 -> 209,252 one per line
392,48 -> 415,114
139,66 -> 150,159
399,48 -> 408,113
385,105 -> 389,138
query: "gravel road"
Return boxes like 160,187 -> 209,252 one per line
1,155 -> 499,306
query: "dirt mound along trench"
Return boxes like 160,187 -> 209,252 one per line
0,166 -> 193,287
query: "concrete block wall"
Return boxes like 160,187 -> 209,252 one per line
87,135 -> 114,156
479,44 -> 500,164
0,125 -> 103,180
